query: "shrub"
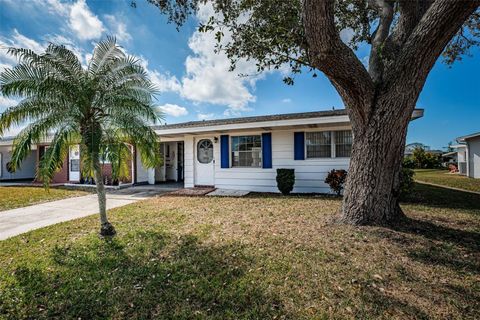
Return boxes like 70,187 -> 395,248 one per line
276,168 -> 295,195
325,169 -> 347,196
403,156 -> 416,169
399,167 -> 415,199
411,147 -> 441,169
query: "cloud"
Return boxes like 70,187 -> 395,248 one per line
0,96 -> 18,112
155,104 -> 188,117
178,3 -> 260,115
104,15 -> 132,43
69,0 -> 104,40
282,98 -> 292,103
197,113 -> 215,120
0,29 -> 47,72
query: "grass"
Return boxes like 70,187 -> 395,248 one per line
0,184 -> 478,319
0,187 -> 88,211
414,169 -> 480,193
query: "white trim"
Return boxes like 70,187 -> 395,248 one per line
155,115 -> 351,136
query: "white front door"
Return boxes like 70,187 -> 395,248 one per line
195,138 -> 215,186
69,145 -> 80,182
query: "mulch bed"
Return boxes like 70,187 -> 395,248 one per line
165,187 -> 216,196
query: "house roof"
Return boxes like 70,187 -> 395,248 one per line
152,109 -> 349,131
153,108 -> 424,132
457,131 -> 480,142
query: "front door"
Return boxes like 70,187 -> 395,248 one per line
69,145 -> 80,182
195,138 -> 215,186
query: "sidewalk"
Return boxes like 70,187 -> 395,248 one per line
0,185 -> 177,240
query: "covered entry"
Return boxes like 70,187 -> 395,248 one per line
151,141 -> 184,184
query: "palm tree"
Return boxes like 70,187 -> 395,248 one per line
0,37 -> 161,236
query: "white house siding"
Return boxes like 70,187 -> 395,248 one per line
0,146 -> 36,181
135,149 -> 149,184
184,136 -> 195,188
467,136 -> 480,178
187,128 -> 350,193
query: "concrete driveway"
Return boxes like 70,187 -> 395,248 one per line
0,184 -> 179,240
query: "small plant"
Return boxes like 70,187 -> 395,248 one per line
399,167 -> 415,199
276,168 -> 295,195
325,169 -> 347,196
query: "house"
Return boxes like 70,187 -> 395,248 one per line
137,108 -> 423,193
0,139 -> 134,185
443,144 -> 467,173
404,142 -> 443,157
1,108 -> 424,192
456,132 -> 480,178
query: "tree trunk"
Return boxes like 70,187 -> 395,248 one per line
94,159 -> 116,236
341,94 -> 413,225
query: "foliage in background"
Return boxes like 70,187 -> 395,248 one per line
276,168 -> 295,195
325,169 -> 347,196
399,167 -> 415,200
406,147 -> 442,169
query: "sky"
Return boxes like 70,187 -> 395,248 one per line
0,0 -> 478,150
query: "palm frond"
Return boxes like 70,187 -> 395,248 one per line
88,37 -> 125,75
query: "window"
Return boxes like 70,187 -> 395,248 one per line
335,130 -> 353,157
197,139 -> 213,164
70,159 -> 80,172
0,152 -> 2,177
305,130 -> 353,158
306,132 -> 331,158
231,135 -> 262,167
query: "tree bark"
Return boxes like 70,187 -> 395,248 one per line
94,158 -> 116,237
341,92 -> 413,225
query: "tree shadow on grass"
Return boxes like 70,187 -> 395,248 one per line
1,231 -> 291,319
402,183 -> 480,212
373,216 -> 480,275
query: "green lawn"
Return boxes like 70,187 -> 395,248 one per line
0,187 -> 88,211
414,169 -> 480,193
0,184 -> 478,319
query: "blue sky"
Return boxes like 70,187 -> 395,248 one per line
0,0 -> 478,150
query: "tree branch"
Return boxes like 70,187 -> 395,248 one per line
386,0 -> 479,117
368,0 -> 394,83
302,0 -> 374,126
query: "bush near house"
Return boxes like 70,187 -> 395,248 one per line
276,168 -> 295,195
325,169 -> 347,196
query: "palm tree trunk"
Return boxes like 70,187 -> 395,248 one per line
94,159 -> 116,236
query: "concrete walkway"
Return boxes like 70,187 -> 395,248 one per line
0,185 -> 179,241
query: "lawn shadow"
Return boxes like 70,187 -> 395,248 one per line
373,216 -> 480,274
2,231 -> 291,319
402,183 -> 480,212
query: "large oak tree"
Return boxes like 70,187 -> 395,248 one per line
147,0 -> 479,225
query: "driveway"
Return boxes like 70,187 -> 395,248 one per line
0,184 -> 179,240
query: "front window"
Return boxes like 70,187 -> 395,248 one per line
231,135 -> 262,167
306,132 -> 331,158
306,130 -> 353,158
335,130 -> 353,157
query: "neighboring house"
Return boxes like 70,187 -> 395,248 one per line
0,140 -> 134,184
404,142 -> 443,157
1,108 -> 424,192
456,132 -> 480,178
443,144 -> 467,172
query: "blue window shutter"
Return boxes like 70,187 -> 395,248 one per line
294,132 -> 305,160
220,135 -> 229,168
262,132 -> 272,168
